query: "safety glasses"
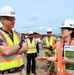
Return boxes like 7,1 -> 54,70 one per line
4,17 -> 15,21
47,32 -> 52,33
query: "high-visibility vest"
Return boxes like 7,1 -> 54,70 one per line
26,38 -> 37,54
44,36 -> 53,53
56,39 -> 74,75
0,30 -> 24,70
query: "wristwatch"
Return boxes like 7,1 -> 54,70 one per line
19,42 -> 22,48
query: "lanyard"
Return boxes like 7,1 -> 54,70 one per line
62,40 -> 72,57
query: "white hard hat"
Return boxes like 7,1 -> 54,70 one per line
25,35 -> 28,38
60,18 -> 74,29
0,6 -> 16,17
0,22 -> 2,27
46,28 -> 52,32
28,31 -> 33,34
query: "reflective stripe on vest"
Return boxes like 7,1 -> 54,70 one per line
57,39 -> 74,75
0,30 -> 24,70
27,38 -> 37,54
57,68 -> 74,74
45,36 -> 53,53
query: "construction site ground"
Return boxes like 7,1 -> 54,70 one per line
22,49 -> 48,75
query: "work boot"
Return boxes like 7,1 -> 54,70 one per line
32,71 -> 37,74
26,73 -> 30,75
49,73 -> 54,75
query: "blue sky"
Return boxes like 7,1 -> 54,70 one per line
0,0 -> 74,34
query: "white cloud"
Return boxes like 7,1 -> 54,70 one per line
25,23 -> 35,27
38,26 -> 44,30
26,17 -> 38,21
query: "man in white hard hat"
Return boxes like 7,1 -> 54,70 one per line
25,31 -> 39,75
0,6 -> 28,75
42,28 -> 57,75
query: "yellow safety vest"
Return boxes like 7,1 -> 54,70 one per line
0,30 -> 24,70
44,36 -> 53,53
27,38 -> 37,54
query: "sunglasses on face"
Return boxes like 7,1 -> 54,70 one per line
29,34 -> 33,35
4,17 -> 15,21
47,32 -> 52,33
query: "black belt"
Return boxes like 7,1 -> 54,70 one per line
0,65 -> 24,74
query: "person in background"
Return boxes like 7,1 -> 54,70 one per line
42,28 -> 57,75
0,6 -> 28,75
36,18 -> 74,75
25,31 -> 39,75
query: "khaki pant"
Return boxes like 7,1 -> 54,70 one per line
45,52 -> 56,75
0,69 -> 25,75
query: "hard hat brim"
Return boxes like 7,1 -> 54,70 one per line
0,14 -> 16,17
